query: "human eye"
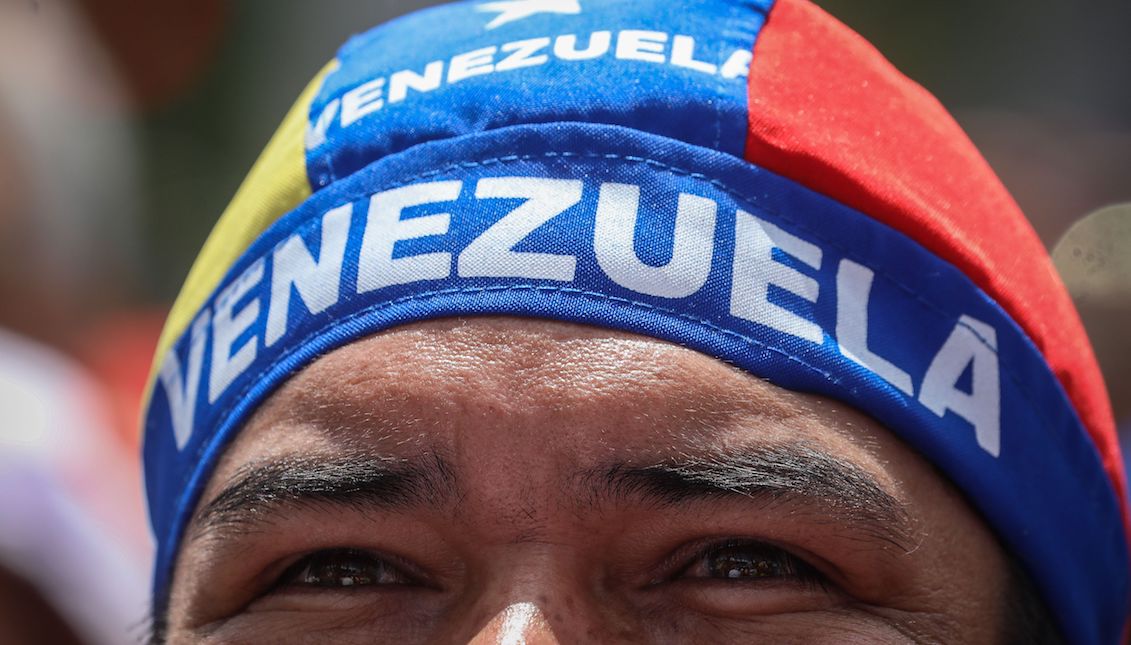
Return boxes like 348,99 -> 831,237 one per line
224,546 -> 443,622
663,538 -> 838,616
274,548 -> 419,590
676,539 -> 827,587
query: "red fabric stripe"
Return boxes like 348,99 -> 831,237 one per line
744,0 -> 1127,519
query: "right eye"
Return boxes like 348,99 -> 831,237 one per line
276,548 -> 415,589
676,539 -> 826,588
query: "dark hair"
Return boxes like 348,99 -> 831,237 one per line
147,598 -> 167,645
1000,553 -> 1065,645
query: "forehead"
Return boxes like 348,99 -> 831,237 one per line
212,316 -> 898,496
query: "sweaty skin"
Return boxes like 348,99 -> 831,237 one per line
165,317 -> 1009,644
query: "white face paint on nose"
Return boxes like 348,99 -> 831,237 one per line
469,602 -> 559,645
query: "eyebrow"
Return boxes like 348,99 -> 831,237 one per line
187,443 -> 913,552
186,451 -> 458,542
584,443 -> 914,551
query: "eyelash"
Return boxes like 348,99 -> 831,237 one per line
670,539 -> 829,590
274,548 -> 420,591
270,540 -> 829,593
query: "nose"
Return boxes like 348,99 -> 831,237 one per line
468,602 -> 560,644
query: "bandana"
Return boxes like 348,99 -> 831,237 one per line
142,0 -> 1130,640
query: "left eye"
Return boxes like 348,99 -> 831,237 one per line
678,540 -> 825,585
278,549 -> 414,589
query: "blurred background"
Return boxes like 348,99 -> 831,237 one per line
0,0 -> 1127,642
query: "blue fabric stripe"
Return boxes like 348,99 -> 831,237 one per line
304,0 -> 770,188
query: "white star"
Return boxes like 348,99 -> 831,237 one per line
475,0 -> 582,30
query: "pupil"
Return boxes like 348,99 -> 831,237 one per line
307,555 -> 378,586
708,547 -> 784,580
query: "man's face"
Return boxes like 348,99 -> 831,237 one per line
166,317 -> 1009,643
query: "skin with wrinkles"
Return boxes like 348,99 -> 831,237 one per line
164,317 -> 1010,644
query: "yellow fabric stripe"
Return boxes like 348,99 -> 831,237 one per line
146,60 -> 339,400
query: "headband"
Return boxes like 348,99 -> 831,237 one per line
142,1 -> 1130,641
